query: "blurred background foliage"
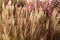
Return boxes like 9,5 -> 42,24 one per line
0,1 -> 2,13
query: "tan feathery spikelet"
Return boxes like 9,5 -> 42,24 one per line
51,8 -> 59,31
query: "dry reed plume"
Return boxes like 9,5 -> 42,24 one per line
0,0 -> 60,40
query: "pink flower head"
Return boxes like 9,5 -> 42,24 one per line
47,5 -> 52,16
27,4 -> 32,12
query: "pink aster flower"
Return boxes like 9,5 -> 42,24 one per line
47,5 -> 52,16
27,3 -> 31,11
28,5 -> 32,12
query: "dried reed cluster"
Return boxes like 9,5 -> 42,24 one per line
0,0 -> 60,40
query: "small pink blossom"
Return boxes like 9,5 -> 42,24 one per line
27,4 -> 32,12
47,5 -> 52,16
